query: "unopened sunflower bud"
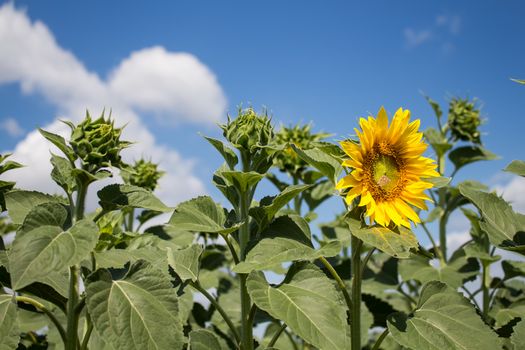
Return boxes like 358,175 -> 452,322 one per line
448,98 -> 482,144
122,159 -> 164,191
221,108 -> 274,153
70,111 -> 130,170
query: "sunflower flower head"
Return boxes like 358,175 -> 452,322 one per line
336,107 -> 439,228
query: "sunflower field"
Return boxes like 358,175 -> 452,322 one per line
1,94 -> 524,350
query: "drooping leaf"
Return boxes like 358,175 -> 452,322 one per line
247,263 -> 351,350
387,281 -> 502,350
233,215 -> 341,273
189,329 -> 229,350
221,170 -> 265,193
167,244 -> 203,281
449,146 -> 498,173
169,196 -> 241,235
459,184 -> 525,254
203,136 -> 238,170
10,205 -> 98,290
346,216 -> 418,258
249,184 -> 312,231
38,128 -> 76,162
86,260 -> 185,350
504,160 -> 525,177
5,190 -> 59,224
0,295 -> 19,350
98,184 -> 171,212
291,144 -> 343,184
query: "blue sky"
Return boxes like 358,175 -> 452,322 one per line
0,1 -> 524,235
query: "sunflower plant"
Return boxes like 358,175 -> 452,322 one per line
0,98 -> 524,350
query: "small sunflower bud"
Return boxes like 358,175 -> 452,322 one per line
448,98 -> 482,144
221,108 -> 274,153
274,123 -> 328,175
70,111 -> 130,170
122,159 -> 164,191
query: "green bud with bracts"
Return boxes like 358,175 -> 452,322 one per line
448,97 -> 483,144
121,159 -> 165,191
221,107 -> 274,154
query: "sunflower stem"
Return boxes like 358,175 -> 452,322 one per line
351,235 -> 363,350
318,256 -> 353,317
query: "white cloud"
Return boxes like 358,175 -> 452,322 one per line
403,28 -> 432,47
494,175 -> 525,214
0,3 -> 228,207
0,117 -> 24,137
436,15 -> 461,35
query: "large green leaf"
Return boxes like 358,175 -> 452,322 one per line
10,204 -> 98,290
167,244 -> 203,281
93,247 -> 167,271
86,260 -> 185,350
449,146 -> 498,173
233,215 -> 341,273
249,184 -> 312,231
169,196 -> 241,235
459,184 -> 525,253
38,128 -> 76,162
5,190 -> 59,224
0,295 -> 19,350
291,144 -> 343,184
189,329 -> 229,350
98,184 -> 171,212
346,216 -> 418,258
247,263 -> 351,349
504,160 -> 525,177
50,154 -> 76,193
511,318 -> 525,350
387,281 -> 502,350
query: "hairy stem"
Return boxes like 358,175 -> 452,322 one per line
318,256 -> 353,316
351,235 -> 363,350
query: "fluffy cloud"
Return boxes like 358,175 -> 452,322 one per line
0,3 -> 228,206
403,28 -> 432,48
0,117 -> 24,137
494,175 -> 525,214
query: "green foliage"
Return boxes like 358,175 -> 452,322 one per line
448,97 -> 483,144
121,158 -> 165,191
0,295 -> 19,349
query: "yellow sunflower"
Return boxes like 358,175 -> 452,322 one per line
336,107 -> 439,228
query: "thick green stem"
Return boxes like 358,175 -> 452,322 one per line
268,322 -> 287,348
438,210 -> 448,263
66,266 -> 79,350
351,235 -> 363,350
482,262 -> 490,320
318,256 -> 352,316
16,296 -> 67,345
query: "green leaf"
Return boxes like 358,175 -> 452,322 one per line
38,128 -> 77,162
511,78 -> 525,85
93,247 -> 168,272
424,95 -> 443,119
387,281 -> 502,350
50,154 -> 76,193
459,184 -> 525,253
449,146 -> 498,173
86,260 -> 185,350
502,260 -> 525,280
423,207 -> 444,223
221,170 -> 264,193
5,190 -> 59,224
511,318 -> 525,350
169,196 -> 241,235
97,184 -> 171,212
189,329 -> 229,350
249,184 -> 312,231
260,322 -> 297,350
10,206 -> 98,290
504,160 -> 525,177
203,136 -> 238,170
0,295 -> 19,350
346,216 -> 418,258
463,241 -> 500,264
422,176 -> 450,188
233,215 -> 341,273
247,263 -> 351,349
167,244 -> 203,281
398,253 -> 479,289
291,144 -> 343,184
424,127 -> 451,158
